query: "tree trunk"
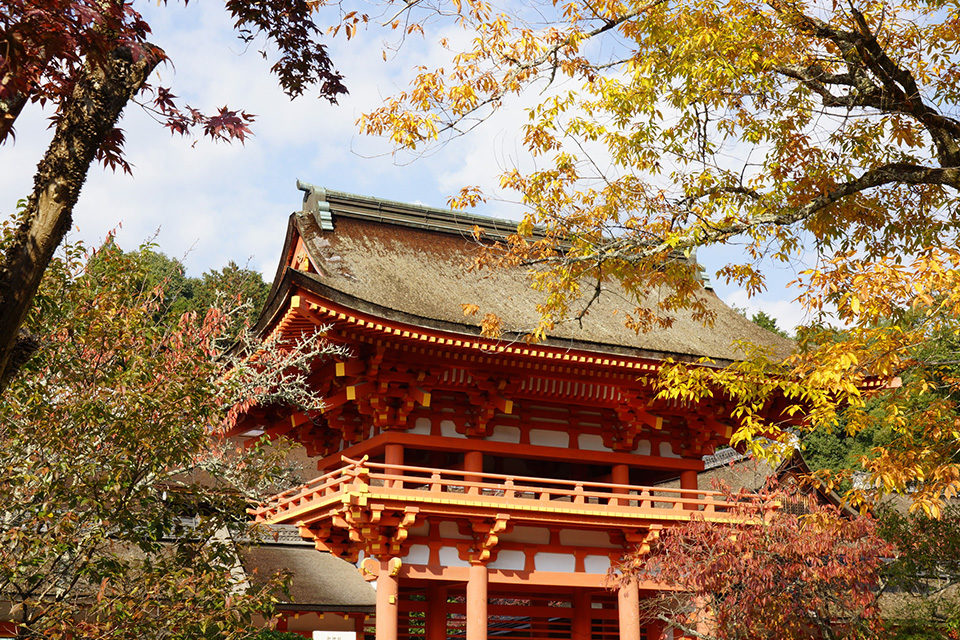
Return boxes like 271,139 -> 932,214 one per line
0,45 -> 162,391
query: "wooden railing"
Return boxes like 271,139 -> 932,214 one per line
253,456 -> 765,523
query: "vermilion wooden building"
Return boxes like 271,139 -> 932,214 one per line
239,184 -> 794,640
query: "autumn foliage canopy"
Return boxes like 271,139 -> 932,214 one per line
302,0 -> 960,511
625,484 -> 894,640
0,228 -> 343,638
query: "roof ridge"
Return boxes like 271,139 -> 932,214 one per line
296,179 -> 526,239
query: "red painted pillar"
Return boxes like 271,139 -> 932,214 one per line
572,590 -> 591,640
385,443 -> 404,488
680,469 -> 698,511
466,562 -> 488,640
612,463 -> 630,506
618,577 -> 641,640
691,595 -> 712,639
426,584 -> 448,640
376,562 -> 399,640
464,450 -> 483,494
354,614 -> 367,638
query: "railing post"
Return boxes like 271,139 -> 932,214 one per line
346,457 -> 370,492
639,489 -> 651,510
464,451 -> 483,496
574,483 -> 585,505
680,469 -> 699,511
430,471 -> 442,493
612,464 -> 629,507
385,443 -> 404,489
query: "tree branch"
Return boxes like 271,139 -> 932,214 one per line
519,161 -> 960,270
0,44 -> 162,391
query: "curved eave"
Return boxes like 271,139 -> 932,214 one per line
262,267 -> 726,374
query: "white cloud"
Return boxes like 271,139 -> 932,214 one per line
0,0 -> 804,322
0,2 -> 517,277
722,288 -> 809,333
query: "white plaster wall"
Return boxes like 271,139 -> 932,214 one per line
488,550 -> 526,570
438,521 -> 472,540
405,544 -> 430,565
438,547 -> 470,568
659,441 -> 681,458
534,552 -> 576,572
500,526 -> 550,545
410,417 -> 432,435
633,439 -> 651,455
578,433 -> 612,452
530,429 -> 569,448
440,420 -> 465,438
488,425 -> 521,443
584,555 -> 612,574
558,529 -> 617,548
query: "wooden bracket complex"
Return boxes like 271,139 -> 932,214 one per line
458,514 -> 511,564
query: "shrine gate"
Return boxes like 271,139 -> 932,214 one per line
235,184 -> 795,640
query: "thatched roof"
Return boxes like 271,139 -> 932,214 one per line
260,184 -> 793,364
241,527 -> 374,612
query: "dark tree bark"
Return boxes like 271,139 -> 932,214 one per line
0,44 -> 162,391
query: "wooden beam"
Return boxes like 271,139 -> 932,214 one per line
317,432 -> 704,472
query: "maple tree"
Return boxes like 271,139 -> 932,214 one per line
0,0 -> 348,389
621,482 -> 893,640
310,0 -> 960,510
0,227 -> 346,638
87,245 -> 272,341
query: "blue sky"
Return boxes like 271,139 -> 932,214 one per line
0,0 -> 810,331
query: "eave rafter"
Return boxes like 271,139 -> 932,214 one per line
254,287 -> 780,458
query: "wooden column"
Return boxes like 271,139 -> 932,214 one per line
531,598 -> 550,638
691,595 -> 712,639
376,562 -> 399,640
680,469 -> 698,510
611,463 -> 629,506
464,451 -> 483,495
466,562 -> 488,640
618,577 -> 641,640
426,584 -> 448,640
385,443 -> 404,488
354,614 -> 367,638
572,590 -> 591,640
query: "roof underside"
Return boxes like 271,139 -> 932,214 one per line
263,185 -> 794,363
242,539 -> 375,610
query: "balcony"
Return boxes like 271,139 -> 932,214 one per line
253,457 -> 766,530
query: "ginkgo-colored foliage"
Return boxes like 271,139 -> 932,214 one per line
310,0 -> 960,510
0,230 -> 346,638
623,482 -> 893,640
0,0 -> 348,390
